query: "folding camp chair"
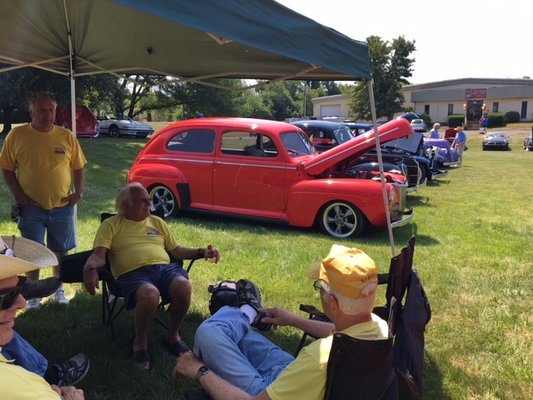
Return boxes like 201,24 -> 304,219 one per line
325,333 -> 397,400
295,236 -> 431,400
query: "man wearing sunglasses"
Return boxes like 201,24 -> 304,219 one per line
0,236 -> 87,399
173,244 -> 389,400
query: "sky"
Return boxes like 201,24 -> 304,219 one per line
276,0 -> 531,84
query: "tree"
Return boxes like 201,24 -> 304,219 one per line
350,35 -> 416,121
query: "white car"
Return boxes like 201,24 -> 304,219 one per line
98,115 -> 154,138
410,119 -> 427,132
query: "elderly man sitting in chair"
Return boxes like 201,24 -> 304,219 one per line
174,244 -> 389,400
83,182 -> 220,370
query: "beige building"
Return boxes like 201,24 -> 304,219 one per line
311,78 -> 533,126
401,78 -> 533,126
311,94 -> 352,121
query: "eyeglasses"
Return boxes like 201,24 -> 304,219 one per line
0,276 -> 27,310
313,280 -> 324,292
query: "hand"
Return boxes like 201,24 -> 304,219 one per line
62,192 -> 83,206
52,385 -> 85,400
204,245 -> 220,264
83,269 -> 99,295
258,306 -> 295,328
172,350 -> 203,380
15,193 -> 35,207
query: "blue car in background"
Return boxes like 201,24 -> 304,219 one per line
291,120 -> 355,153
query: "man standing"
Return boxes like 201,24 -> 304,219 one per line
173,244 -> 389,399
428,123 -> 441,138
451,126 -> 468,166
0,92 -> 87,309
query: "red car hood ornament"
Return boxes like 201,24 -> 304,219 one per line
300,118 -> 414,176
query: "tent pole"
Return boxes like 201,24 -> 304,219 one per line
367,80 -> 396,256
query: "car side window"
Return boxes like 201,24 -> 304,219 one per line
167,129 -> 215,153
221,131 -> 278,158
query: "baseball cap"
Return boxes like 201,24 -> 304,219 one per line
308,244 -> 378,299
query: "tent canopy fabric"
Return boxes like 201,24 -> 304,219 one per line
0,0 -> 370,82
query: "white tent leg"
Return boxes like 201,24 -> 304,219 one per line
367,80 -> 396,256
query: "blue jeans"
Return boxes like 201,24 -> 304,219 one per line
1,331 -> 48,376
18,204 -> 76,252
194,307 -> 295,396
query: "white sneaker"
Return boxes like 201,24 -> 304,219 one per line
52,288 -> 69,305
26,298 -> 42,310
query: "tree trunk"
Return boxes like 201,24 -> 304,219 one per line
1,105 -> 14,135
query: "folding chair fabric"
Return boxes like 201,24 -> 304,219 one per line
325,333 -> 397,400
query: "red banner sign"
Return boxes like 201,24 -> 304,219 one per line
465,88 -> 487,99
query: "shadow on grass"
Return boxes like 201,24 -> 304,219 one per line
14,293 -> 306,400
424,352 -> 453,399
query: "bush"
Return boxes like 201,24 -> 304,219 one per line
504,111 -> 520,123
487,112 -> 505,127
420,113 -> 432,128
448,114 -> 464,128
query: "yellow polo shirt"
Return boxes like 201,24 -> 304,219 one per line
93,214 -> 180,278
266,314 -> 389,400
0,124 -> 87,210
0,351 -> 60,399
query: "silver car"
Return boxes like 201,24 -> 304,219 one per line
410,119 -> 427,132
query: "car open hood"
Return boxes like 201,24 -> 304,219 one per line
383,131 -> 423,154
300,118 -> 414,176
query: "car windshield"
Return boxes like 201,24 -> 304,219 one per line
280,131 -> 316,157
333,126 -> 355,144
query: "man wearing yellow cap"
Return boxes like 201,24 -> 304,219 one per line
173,245 -> 389,400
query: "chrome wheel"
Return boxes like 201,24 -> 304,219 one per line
319,201 -> 364,238
149,185 -> 177,218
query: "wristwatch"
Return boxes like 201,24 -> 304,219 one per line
196,365 -> 210,380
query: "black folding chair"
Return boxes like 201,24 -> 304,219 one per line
295,236 -> 431,400
98,212 -> 200,339
325,333 -> 397,400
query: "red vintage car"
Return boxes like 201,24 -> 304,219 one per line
127,118 -> 414,238
55,105 -> 100,138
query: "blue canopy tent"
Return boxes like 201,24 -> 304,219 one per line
0,0 -> 398,252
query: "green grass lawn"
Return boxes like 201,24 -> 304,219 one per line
0,127 -> 532,400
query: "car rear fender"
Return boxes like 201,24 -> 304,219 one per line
128,163 -> 188,206
285,179 -> 394,227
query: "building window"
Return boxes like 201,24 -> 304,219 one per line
424,105 -> 430,114
521,102 -> 527,119
492,102 -> 499,112
448,104 -> 453,115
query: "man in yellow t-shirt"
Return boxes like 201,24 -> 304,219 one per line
0,92 -> 87,309
173,245 -> 389,400
82,182 -> 220,371
0,235 -> 85,400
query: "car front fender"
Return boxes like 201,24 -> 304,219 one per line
285,178 -> 394,228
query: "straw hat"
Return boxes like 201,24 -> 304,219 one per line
0,235 -> 58,280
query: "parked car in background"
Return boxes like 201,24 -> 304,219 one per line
482,133 -> 510,150
128,117 -> 414,239
55,105 -> 99,138
410,118 -> 427,132
342,121 -> 373,136
291,120 -> 355,153
98,115 -> 154,138
424,138 -> 460,167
